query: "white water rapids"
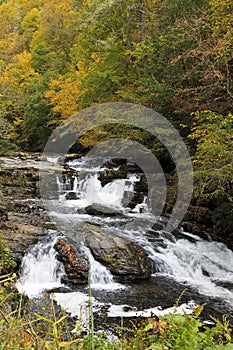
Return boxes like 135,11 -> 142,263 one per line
16,156 -> 233,320
16,233 -> 65,298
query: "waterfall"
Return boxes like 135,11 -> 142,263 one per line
56,175 -> 71,193
118,226 -> 233,304
73,175 -> 78,192
78,174 -> 129,208
153,238 -> 233,301
16,155 -> 233,324
16,232 -> 64,298
82,247 -> 124,290
55,172 -> 138,209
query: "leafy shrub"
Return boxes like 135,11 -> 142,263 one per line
0,138 -> 17,156
0,234 -> 17,272
0,276 -> 232,349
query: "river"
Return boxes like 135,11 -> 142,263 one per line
16,155 -> 233,329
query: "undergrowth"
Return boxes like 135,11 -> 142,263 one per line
0,273 -> 232,349
0,235 -> 17,272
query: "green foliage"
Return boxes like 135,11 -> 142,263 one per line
144,313 -> 232,349
212,202 -> 233,235
0,277 -> 232,350
189,110 -> 232,233
0,0 -> 232,152
0,234 -> 16,271
0,138 -> 17,156
190,110 -> 233,201
18,75 -> 55,150
82,333 -> 117,350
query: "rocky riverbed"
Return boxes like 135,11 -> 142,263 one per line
0,153 -> 232,278
1,153 -> 233,331
0,155 -> 151,283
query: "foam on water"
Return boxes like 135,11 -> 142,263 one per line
16,233 -> 64,298
52,292 -> 90,318
108,301 -> 196,318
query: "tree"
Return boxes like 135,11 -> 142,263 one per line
190,110 -> 233,201
190,109 -> 233,235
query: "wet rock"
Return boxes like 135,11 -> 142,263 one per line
83,225 -> 151,281
122,192 -> 145,209
0,156 -> 55,271
54,238 -> 89,285
65,191 -> 78,200
103,158 -> 127,168
151,221 -> 165,231
134,174 -> 148,193
181,222 -> 220,242
119,163 -> 142,173
48,286 -> 71,294
98,169 -> 126,186
0,216 -> 45,267
39,171 -> 59,199
0,162 -> 39,199
85,204 -> 120,216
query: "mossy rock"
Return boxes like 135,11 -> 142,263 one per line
81,224 -> 151,282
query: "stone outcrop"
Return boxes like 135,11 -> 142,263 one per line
54,238 -> 89,284
0,156 -> 49,271
82,224 -> 151,281
0,160 -> 39,199
85,204 -> 120,216
51,223 -> 151,284
0,215 -> 45,269
98,169 -> 126,186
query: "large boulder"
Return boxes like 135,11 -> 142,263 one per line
98,169 -> 126,186
82,225 -> 151,282
85,204 -> 120,216
54,238 -> 89,284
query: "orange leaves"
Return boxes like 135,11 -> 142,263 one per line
147,315 -> 161,334
45,51 -> 103,118
143,314 -> 169,337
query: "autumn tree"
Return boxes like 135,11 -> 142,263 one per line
190,110 -> 233,235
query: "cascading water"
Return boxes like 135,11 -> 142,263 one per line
153,238 -> 233,300
56,172 -> 137,209
17,155 -> 233,324
117,226 -> 233,305
16,232 -> 64,298
82,247 -> 124,290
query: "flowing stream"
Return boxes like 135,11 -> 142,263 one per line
17,233 -> 65,298
17,156 -> 233,325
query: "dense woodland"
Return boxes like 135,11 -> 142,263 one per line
0,0 -> 232,235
